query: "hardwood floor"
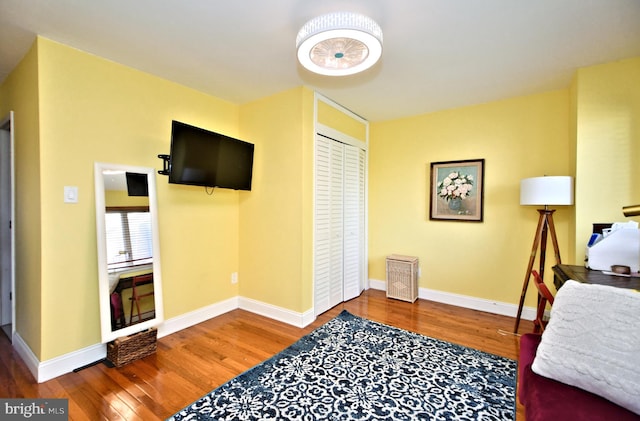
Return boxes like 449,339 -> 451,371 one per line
0,289 -> 530,420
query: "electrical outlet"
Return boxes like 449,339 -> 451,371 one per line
231,272 -> 238,284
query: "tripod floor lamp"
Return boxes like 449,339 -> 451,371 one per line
514,176 -> 574,333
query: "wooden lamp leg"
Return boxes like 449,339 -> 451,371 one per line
514,209 -> 561,334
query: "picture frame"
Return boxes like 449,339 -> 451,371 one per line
429,159 -> 485,222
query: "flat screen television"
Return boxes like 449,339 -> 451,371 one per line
166,120 -> 254,190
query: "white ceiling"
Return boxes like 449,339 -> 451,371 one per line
1,0 -> 639,122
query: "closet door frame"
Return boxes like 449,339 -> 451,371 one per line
313,120 -> 368,317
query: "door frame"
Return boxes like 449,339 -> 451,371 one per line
0,111 -> 16,341
313,93 -> 369,317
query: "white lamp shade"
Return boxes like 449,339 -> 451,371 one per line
520,176 -> 574,206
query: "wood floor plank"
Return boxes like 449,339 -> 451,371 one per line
95,365 -> 165,419
0,289 -> 530,420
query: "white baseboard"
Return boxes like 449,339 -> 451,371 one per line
11,332 -> 40,382
369,278 -> 537,321
12,331 -> 107,383
18,283 -> 533,384
157,296 -> 239,339
17,295 -> 313,383
239,296 -> 316,328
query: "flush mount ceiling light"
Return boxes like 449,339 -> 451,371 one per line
296,12 -> 383,76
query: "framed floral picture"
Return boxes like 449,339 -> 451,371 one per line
429,159 -> 485,222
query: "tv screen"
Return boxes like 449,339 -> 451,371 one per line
168,120 -> 254,190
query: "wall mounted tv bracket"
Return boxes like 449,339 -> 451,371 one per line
157,154 -> 170,176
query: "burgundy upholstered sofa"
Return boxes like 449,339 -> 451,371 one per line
518,333 -> 639,421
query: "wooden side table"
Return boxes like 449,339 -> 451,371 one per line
552,264 -> 640,291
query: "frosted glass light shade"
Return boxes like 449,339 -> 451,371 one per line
520,176 -> 574,206
296,12 -> 383,76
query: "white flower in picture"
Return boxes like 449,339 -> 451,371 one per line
437,172 -> 474,201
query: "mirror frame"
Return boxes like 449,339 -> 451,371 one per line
94,162 -> 164,343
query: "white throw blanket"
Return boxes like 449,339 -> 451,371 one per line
532,279 -> 640,415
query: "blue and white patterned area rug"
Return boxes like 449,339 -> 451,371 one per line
168,310 -> 516,421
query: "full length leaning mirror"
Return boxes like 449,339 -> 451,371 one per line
94,162 -> 163,343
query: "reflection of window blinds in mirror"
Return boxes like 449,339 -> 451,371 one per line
105,209 -> 153,270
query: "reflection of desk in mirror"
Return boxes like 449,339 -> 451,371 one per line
553,264 -> 640,291
108,265 -> 154,329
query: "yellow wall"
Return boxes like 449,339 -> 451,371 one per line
2,34 -> 637,363
0,41 -> 43,356
317,99 -> 367,141
237,90 -> 367,314
370,90 -> 572,307
574,57 -> 640,262
6,37 -> 245,360
238,87 -> 315,312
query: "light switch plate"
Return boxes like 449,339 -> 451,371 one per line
64,186 -> 78,203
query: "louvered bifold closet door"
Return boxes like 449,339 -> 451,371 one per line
314,135 -> 344,315
314,136 -> 332,315
328,141 -> 345,308
315,134 -> 366,316
343,144 -> 364,301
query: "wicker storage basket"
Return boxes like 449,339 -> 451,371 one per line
107,328 -> 157,367
386,255 -> 419,302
